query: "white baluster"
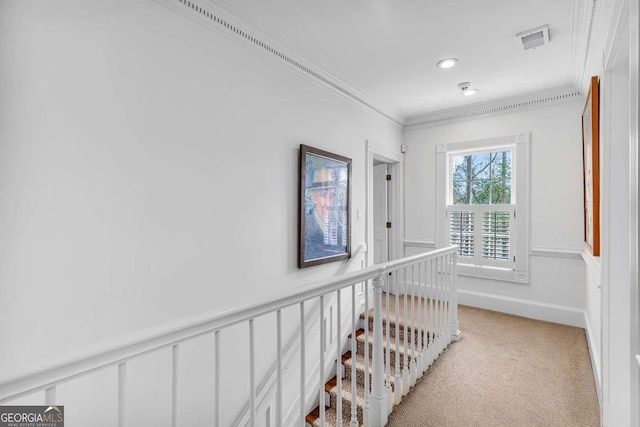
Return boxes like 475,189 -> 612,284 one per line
249,319 -> 256,427
437,256 -> 444,355
410,264 -> 417,387
45,387 -> 56,406
385,275 -> 392,415
439,255 -> 446,350
118,362 -> 127,427
364,281 -> 370,425
349,285 -> 360,427
445,254 -> 451,345
336,290 -> 342,425
214,331 -> 220,427
319,295 -> 325,426
393,270 -> 401,404
450,252 -> 461,341
423,260 -> 430,371
420,261 -> 426,373
350,285 -> 358,427
369,274 -> 387,427
276,310 -> 283,427
300,302 -> 306,427
172,344 -> 179,427
428,259 -> 435,367
402,267 -> 409,396
417,262 -> 424,374
435,256 -> 442,354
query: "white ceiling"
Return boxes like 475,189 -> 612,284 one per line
212,0 -> 582,121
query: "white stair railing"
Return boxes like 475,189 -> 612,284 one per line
0,246 -> 459,427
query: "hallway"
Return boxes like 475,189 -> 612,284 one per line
387,305 -> 600,426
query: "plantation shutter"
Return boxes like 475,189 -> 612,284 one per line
449,211 -> 474,257
447,205 -> 515,269
482,211 -> 511,260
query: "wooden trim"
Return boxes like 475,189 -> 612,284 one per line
582,76 -> 601,256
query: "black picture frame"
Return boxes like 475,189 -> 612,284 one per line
299,144 -> 352,268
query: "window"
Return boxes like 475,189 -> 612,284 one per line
436,133 -> 529,283
448,148 -> 515,269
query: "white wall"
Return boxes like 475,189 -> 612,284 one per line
0,0 -> 401,424
403,101 -> 586,324
595,0 -> 633,422
601,64 -> 631,426
581,0 -> 636,424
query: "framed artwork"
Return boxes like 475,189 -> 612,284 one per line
582,76 -> 600,256
299,144 -> 351,268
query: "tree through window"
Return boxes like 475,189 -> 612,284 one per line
451,150 -> 512,205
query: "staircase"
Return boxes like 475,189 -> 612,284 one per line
0,247 -> 458,427
306,292 -> 452,426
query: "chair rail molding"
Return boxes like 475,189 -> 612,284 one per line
403,239 -> 436,249
530,247 -> 584,260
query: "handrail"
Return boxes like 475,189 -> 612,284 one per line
0,245 -> 458,404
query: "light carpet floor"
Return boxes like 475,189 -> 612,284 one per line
386,305 -> 600,427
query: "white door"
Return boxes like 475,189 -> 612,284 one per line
373,163 -> 389,264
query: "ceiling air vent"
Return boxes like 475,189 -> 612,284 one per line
516,25 -> 549,50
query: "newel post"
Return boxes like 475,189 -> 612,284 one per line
369,273 -> 387,427
450,252 -> 461,341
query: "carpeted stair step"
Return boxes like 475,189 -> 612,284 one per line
360,311 -> 439,346
355,328 -> 419,370
306,293 -> 435,426
306,371 -> 366,426
342,350 -> 401,385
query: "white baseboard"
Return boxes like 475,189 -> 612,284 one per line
457,289 -> 586,328
583,311 -> 603,405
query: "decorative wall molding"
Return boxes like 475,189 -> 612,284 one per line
404,86 -> 582,130
570,0 -> 599,89
154,0 -> 606,134
584,310 -> 603,402
530,247 -> 584,260
581,248 -> 602,286
403,239 -> 436,249
154,0 -> 403,126
155,0 -> 595,130
458,289 -> 586,328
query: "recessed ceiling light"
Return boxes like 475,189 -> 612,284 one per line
458,82 -> 479,96
436,58 -> 458,69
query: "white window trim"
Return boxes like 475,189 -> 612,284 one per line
436,132 -> 530,284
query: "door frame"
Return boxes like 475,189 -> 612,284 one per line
600,0 -> 640,423
628,0 -> 640,423
365,140 -> 404,271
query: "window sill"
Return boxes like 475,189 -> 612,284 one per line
457,264 -> 529,284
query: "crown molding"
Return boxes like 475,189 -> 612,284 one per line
403,85 -> 582,130
153,0 -> 404,126
570,0 -> 598,89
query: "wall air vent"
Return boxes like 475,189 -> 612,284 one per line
516,25 -> 549,50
